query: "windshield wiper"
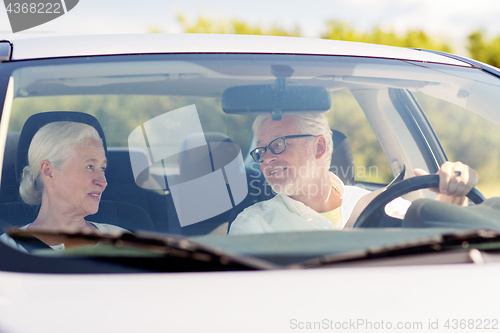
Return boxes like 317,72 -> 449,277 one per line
7,228 -> 279,271
291,229 -> 500,269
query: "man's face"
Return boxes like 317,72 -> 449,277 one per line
256,116 -> 317,196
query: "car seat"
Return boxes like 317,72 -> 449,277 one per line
102,147 -> 168,232
166,132 -> 240,236
0,111 -> 155,232
0,200 -> 154,232
0,132 -> 21,203
329,129 -> 355,185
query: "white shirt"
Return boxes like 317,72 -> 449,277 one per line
229,172 -> 410,235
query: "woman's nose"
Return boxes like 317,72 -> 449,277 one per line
95,171 -> 107,188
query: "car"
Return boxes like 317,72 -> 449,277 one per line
1,33 -> 500,332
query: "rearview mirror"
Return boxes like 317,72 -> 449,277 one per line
221,84 -> 331,116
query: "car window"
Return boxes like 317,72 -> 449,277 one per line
1,52 -> 500,257
10,95 -> 254,173
414,91 -> 500,197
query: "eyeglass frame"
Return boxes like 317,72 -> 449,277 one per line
250,134 -> 317,163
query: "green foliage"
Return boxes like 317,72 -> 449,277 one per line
326,90 -> 393,183
174,13 -> 500,68
467,30 -> 500,68
414,92 -> 500,196
148,27 -> 164,34
177,12 -> 301,37
321,20 -> 452,52
10,95 -> 255,156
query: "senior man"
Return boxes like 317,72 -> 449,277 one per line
228,113 -> 477,235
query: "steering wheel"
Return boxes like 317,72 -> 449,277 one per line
353,174 -> 485,228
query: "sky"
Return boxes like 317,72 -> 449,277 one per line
1,0 -> 500,55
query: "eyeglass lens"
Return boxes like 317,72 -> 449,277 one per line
252,137 -> 286,162
269,138 -> 286,154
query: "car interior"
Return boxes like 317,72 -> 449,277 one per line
0,109 -> 363,236
2,53 -> 500,241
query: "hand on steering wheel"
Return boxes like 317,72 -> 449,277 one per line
353,174 -> 484,228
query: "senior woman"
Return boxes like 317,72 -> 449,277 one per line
1,121 -> 127,251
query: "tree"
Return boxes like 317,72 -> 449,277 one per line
467,30 -> 500,68
177,12 -> 300,37
321,20 -> 452,52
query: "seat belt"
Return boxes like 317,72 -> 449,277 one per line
343,188 -> 386,229
9,234 -> 53,252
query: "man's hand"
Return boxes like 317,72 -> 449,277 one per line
414,161 -> 478,206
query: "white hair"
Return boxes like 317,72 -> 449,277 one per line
19,121 -> 103,204
253,113 -> 333,164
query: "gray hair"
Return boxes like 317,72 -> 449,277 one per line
253,113 -> 333,164
19,121 -> 103,204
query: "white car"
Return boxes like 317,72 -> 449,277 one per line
1,34 -> 500,332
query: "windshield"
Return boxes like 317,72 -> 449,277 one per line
1,53 -> 500,270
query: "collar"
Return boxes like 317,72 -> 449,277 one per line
329,172 -> 345,200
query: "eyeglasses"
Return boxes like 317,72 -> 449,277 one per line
250,134 -> 316,163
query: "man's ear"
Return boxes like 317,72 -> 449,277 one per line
40,160 -> 55,186
315,135 -> 327,160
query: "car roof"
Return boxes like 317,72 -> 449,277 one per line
1,33 -> 471,67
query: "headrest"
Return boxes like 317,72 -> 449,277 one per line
106,148 -> 150,185
0,132 -> 21,202
16,112 -> 107,181
177,132 -> 235,183
330,129 -> 354,185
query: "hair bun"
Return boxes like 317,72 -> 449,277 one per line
19,165 -> 41,204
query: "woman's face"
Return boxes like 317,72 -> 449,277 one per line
50,140 -> 107,217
